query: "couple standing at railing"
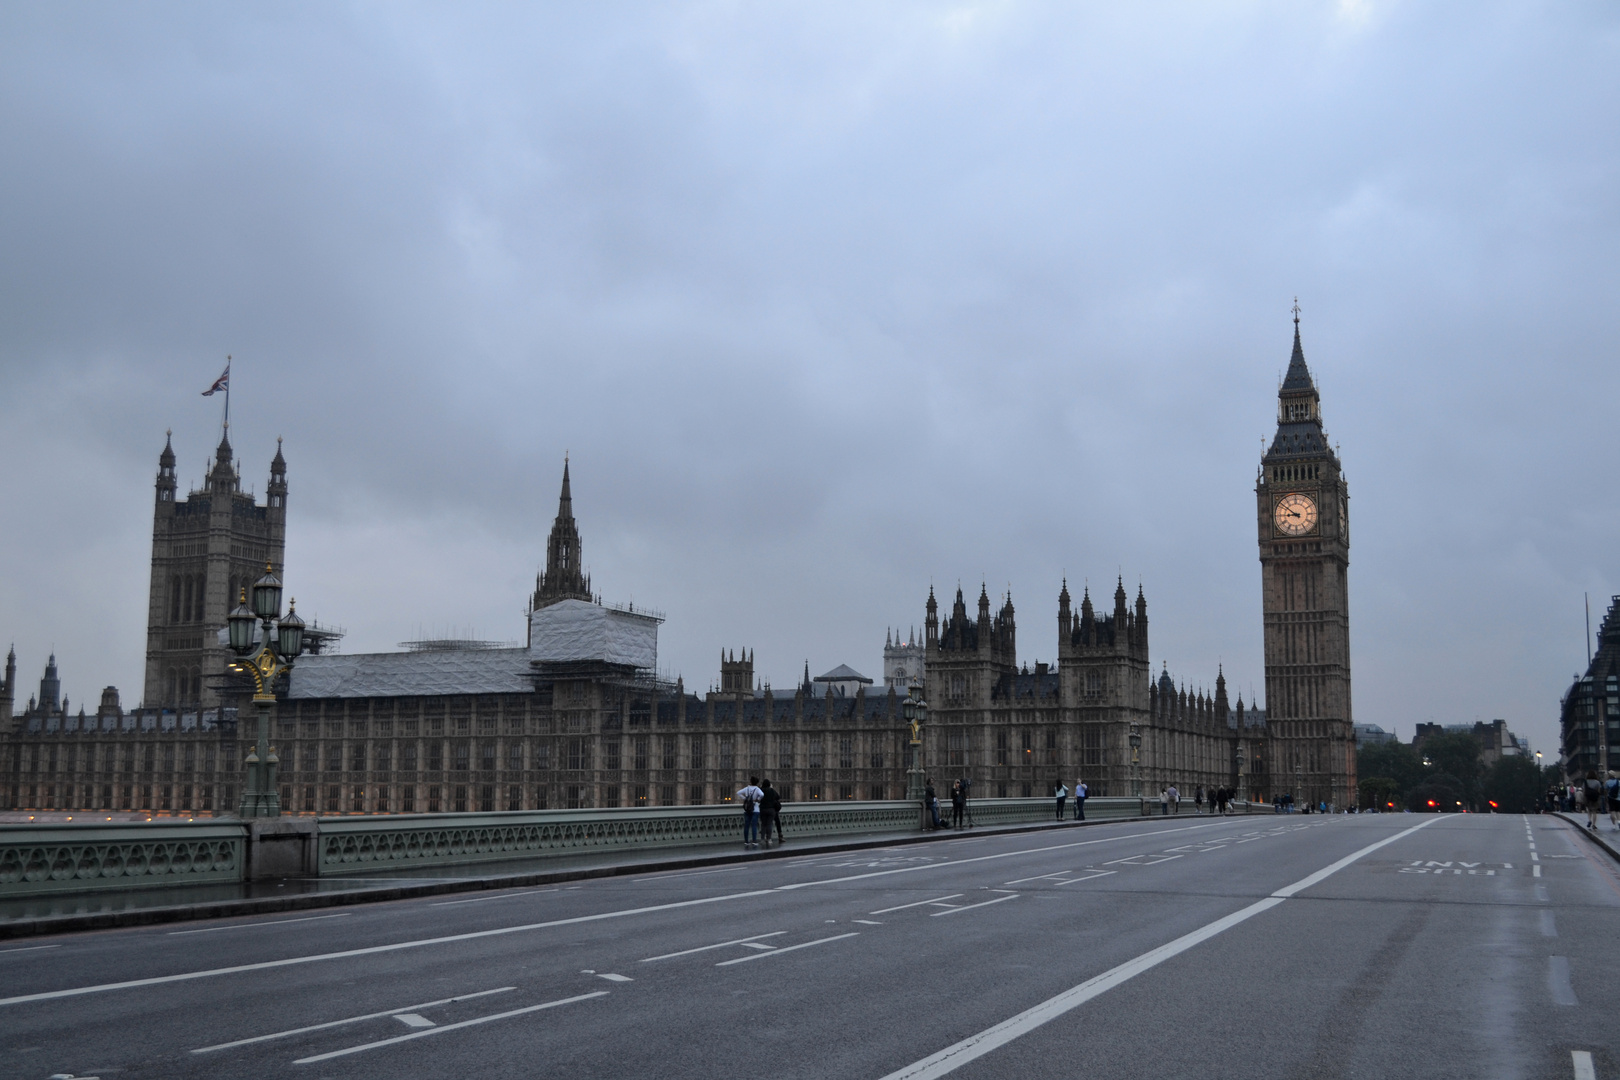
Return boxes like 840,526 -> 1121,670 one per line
735,777 -> 783,849
1054,782 -> 1089,821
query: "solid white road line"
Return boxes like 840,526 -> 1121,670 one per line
0,819 -> 1237,1009
0,945 -> 61,955
292,991 -> 610,1064
1548,956 -> 1578,1006
168,913 -> 352,935
871,894 -> 964,914
596,973 -> 633,982
876,816 -> 1446,1080
714,933 -> 860,966
930,895 -> 1018,917
639,932 -> 786,962
192,987 -> 516,1052
430,889 -> 557,906
633,866 -> 747,883
1572,1050 -> 1596,1080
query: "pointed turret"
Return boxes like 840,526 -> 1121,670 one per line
39,653 -> 60,714
208,430 -> 238,494
1057,579 -> 1072,637
1114,576 -> 1128,621
267,437 -> 287,508
155,431 -> 177,503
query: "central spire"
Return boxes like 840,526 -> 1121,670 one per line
533,457 -> 592,611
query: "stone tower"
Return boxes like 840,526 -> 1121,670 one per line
1257,312 -> 1355,808
142,430 -> 288,708
532,458 -> 592,612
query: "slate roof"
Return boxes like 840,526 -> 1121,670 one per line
814,664 -> 871,683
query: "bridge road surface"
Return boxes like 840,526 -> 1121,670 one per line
2,813 -> 1616,1080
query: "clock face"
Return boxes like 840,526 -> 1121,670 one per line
1274,492 -> 1318,536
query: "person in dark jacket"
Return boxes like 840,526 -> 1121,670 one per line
925,779 -> 943,828
951,780 -> 966,829
760,779 -> 784,846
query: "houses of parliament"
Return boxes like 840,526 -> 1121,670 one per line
1,321 -> 1357,815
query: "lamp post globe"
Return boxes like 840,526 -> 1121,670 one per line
251,564 -> 283,621
227,589 -> 257,656
276,600 -> 306,659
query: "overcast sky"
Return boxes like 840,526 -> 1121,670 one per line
2,2 -> 1616,755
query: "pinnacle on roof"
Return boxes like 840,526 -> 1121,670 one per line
1281,317 -> 1316,394
271,437 -> 286,471
159,430 -> 175,467
557,457 -> 573,519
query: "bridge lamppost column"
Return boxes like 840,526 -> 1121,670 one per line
227,565 -> 306,819
904,684 -> 928,827
1235,742 -> 1246,808
1128,723 -> 1141,800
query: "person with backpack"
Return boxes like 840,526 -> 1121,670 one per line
1580,770 -> 1603,831
737,777 -> 765,848
925,778 -> 943,829
1167,784 -> 1181,815
760,778 -> 784,846
1074,780 -> 1088,820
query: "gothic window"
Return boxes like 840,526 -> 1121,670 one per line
326,745 -> 342,772
533,742 -> 549,770
869,742 -> 884,770
480,740 -> 496,771
452,741 -> 470,771
604,739 -> 621,771
183,744 -> 195,772
351,744 -> 367,772
192,574 -> 205,622
427,741 -> 444,771
506,742 -> 523,770
777,735 -> 792,771
1081,727 -> 1102,767
746,733 -> 762,771
1086,671 -> 1102,696
170,577 -> 182,623
376,743 -> 392,772
995,730 -> 1008,766
950,675 -> 965,700
634,735 -> 649,771
566,738 -> 588,771
948,731 -> 966,767
838,736 -> 853,770
808,734 -> 823,769
718,734 -> 733,771
689,735 -> 705,770
661,735 -> 677,771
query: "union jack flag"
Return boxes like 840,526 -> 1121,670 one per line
202,363 -> 229,396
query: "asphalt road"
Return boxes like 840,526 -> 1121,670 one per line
2,812 -> 1616,1080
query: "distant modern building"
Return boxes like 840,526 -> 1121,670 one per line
1412,719 -> 1528,765
1560,595 -> 1619,780
1354,723 -> 1395,746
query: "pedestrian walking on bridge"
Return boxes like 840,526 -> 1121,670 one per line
1074,780 -> 1088,820
1055,782 -> 1068,821
1167,785 -> 1180,815
951,780 -> 966,829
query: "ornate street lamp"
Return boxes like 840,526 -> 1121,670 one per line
1128,723 -> 1142,799
1235,742 -> 1246,807
904,684 -> 928,809
227,563 -> 307,818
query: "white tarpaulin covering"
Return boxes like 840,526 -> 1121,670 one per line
287,598 -> 659,699
527,599 -> 658,670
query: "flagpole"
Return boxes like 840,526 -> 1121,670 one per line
223,355 -> 231,435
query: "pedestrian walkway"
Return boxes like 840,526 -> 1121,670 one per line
0,812 -> 1145,939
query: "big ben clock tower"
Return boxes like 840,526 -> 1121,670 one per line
1258,305 -> 1355,810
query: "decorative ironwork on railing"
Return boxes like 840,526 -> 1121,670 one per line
0,821 -> 244,897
